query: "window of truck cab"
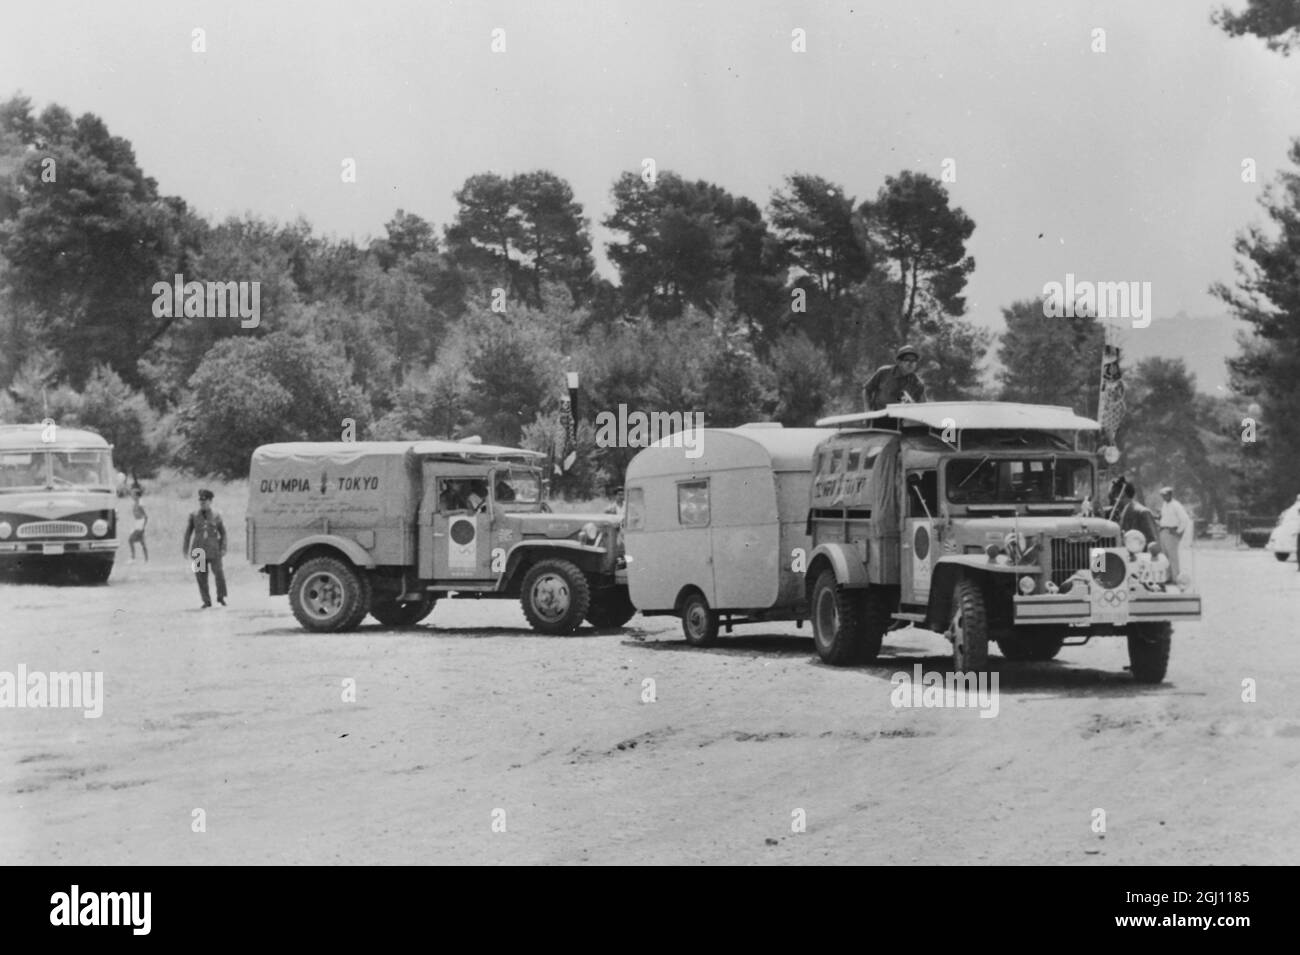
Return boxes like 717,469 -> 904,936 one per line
945,456 -> 1094,504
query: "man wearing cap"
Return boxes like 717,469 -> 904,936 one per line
863,346 -> 927,411
183,488 -> 228,608
1157,486 -> 1192,578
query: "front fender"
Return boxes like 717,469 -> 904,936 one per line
927,556 -> 1038,629
274,534 -> 376,569
501,539 -> 612,590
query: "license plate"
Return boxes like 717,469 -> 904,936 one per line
42,543 -> 65,555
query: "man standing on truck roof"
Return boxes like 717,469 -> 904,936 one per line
863,345 -> 927,411
183,488 -> 228,608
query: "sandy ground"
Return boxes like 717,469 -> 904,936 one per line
2,544 -> 1298,866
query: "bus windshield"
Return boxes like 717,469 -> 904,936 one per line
946,457 -> 1093,504
0,450 -> 116,492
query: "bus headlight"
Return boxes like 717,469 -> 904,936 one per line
92,519 -> 109,537
0,522 -> 10,539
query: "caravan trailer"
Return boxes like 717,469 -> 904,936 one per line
623,425 -> 831,645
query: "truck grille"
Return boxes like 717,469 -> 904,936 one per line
17,521 -> 88,538
1051,537 -> 1117,585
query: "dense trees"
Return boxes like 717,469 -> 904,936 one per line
9,90 -> 1257,509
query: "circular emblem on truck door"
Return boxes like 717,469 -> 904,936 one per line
450,518 -> 476,545
914,525 -> 930,559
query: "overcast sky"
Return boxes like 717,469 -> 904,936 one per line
3,0 -> 1298,345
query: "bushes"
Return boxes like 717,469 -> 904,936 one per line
177,331 -> 370,478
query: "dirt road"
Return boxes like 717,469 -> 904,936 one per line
3,545 -> 1298,865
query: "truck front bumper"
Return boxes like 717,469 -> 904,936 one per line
1014,588 -> 1201,626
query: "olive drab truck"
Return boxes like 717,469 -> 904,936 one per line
247,440 -> 631,634
0,424 -> 121,582
806,402 -> 1201,683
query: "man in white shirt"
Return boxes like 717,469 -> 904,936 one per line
1157,486 -> 1192,578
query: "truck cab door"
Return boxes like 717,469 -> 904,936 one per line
421,464 -> 493,582
901,469 -> 938,603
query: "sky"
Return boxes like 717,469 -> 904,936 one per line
2,0 -> 1298,377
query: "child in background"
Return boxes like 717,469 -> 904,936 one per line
128,486 -> 149,561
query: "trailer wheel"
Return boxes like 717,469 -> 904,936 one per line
811,570 -> 865,666
370,594 -> 437,627
948,577 -> 990,673
997,627 -> 1065,661
1127,622 -> 1172,683
680,591 -> 719,647
290,556 -> 368,632
587,587 -> 636,629
520,559 -> 590,634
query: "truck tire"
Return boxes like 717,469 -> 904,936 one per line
811,569 -> 865,666
520,559 -> 590,635
370,595 -> 437,627
587,587 -> 636,629
948,577 -> 990,673
290,557 -> 369,632
680,591 -> 719,647
998,627 -> 1065,661
1127,622 -> 1172,683
859,585 -> 897,664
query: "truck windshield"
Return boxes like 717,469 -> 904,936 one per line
0,450 -> 115,491
494,469 -> 542,509
946,457 -> 1092,504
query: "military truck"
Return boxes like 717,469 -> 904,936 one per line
247,440 -> 631,634
805,402 -> 1201,682
0,424 -> 120,582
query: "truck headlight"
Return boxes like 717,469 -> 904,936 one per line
1124,530 -> 1147,555
0,521 -> 10,539
92,519 -> 109,537
580,522 -> 600,544
1018,575 -> 1036,595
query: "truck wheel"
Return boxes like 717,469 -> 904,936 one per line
998,627 -> 1065,661
290,557 -> 369,632
1274,552 -> 1290,562
587,587 -> 636,629
811,569 -> 865,666
1127,622 -> 1172,683
859,585 -> 897,664
948,577 -> 990,673
370,595 -> 437,627
680,591 -> 719,647
520,559 -> 591,635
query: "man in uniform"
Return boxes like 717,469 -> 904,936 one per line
183,488 -> 228,608
863,345 -> 927,411
1108,478 -> 1161,553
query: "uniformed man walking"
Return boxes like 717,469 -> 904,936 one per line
183,488 -> 228,608
863,345 -> 927,411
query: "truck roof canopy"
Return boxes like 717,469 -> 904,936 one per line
0,424 -> 112,450
251,440 -> 544,465
816,401 -> 1100,433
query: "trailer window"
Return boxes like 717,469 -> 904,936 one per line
677,480 -> 710,527
626,487 -> 645,530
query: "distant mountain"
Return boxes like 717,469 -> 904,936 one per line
1115,312 -> 1245,396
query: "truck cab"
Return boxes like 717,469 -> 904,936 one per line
807,402 -> 1201,682
247,440 -> 631,634
0,424 -> 120,583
